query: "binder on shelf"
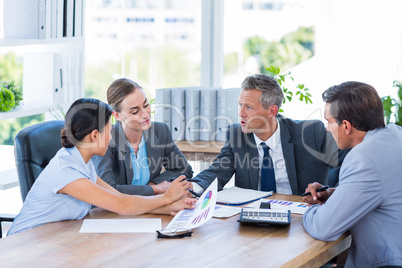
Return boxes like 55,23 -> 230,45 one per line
23,52 -> 64,106
52,54 -> 64,106
57,0 -> 64,38
73,52 -> 83,100
185,88 -> 201,141
216,88 -> 241,141
155,88 -> 172,128
45,0 -> 51,39
74,0 -> 83,37
170,88 -> 186,141
64,0 -> 74,37
199,87 -> 219,141
62,52 -> 73,102
4,0 -> 47,39
51,0 -> 58,38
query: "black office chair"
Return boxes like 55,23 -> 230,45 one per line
0,214 -> 14,238
14,120 -> 64,202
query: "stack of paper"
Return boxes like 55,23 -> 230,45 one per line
212,205 -> 242,218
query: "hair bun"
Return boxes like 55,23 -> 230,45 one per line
60,129 -> 74,148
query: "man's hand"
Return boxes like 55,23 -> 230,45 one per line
303,182 -> 335,205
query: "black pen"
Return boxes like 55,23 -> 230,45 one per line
169,177 -> 201,183
301,185 -> 329,197
187,188 -> 201,198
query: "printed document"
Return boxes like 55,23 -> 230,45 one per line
212,205 -> 242,218
249,199 -> 309,214
165,178 -> 218,230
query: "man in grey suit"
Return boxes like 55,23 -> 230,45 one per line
302,81 -> 402,267
193,74 -> 346,195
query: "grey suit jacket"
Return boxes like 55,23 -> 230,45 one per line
303,124 -> 402,267
196,115 -> 347,195
93,122 -> 193,195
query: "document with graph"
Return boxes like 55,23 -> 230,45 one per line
166,178 -> 218,230
249,199 -> 309,214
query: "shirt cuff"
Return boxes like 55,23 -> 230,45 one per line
192,182 -> 205,195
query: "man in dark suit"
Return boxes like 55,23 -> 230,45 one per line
193,74 -> 347,195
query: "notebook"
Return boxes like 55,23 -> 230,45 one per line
217,186 -> 272,205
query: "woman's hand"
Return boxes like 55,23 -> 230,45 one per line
164,175 -> 191,203
149,181 -> 170,195
168,198 -> 197,216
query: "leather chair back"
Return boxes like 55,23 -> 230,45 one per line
14,120 -> 64,201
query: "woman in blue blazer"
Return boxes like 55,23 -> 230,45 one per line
93,78 -> 193,196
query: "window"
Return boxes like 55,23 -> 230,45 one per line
85,0 -> 201,100
242,2 -> 253,10
223,0 -> 402,121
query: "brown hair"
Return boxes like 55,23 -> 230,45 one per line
61,98 -> 113,148
106,78 -> 142,112
322,81 -> 385,131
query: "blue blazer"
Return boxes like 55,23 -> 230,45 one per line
196,116 -> 347,195
93,122 -> 193,195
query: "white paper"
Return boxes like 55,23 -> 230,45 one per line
166,178 -> 218,230
212,205 -> 242,218
79,219 -> 162,233
248,199 -> 309,215
217,186 -> 272,205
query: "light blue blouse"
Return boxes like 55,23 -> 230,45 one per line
128,135 -> 150,185
8,146 -> 98,236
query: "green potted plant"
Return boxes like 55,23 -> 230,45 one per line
382,80 -> 402,126
0,80 -> 23,112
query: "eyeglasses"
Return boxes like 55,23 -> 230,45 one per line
156,228 -> 193,239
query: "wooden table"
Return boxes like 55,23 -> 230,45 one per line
0,194 -> 351,267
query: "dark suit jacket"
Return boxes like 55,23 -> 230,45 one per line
93,122 -> 193,196
196,116 -> 348,195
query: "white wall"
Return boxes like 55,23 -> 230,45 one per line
288,0 -> 402,120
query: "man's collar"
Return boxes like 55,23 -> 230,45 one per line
253,119 -> 281,150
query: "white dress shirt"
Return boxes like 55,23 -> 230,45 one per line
193,121 -> 292,195
253,121 -> 292,194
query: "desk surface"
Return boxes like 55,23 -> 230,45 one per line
0,194 -> 350,268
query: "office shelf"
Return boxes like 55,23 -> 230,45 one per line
0,37 -> 83,47
0,102 -> 55,120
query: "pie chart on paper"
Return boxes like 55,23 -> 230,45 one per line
201,190 -> 212,209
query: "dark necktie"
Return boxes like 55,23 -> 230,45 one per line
260,142 -> 276,192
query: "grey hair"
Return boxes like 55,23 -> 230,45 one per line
241,74 -> 284,109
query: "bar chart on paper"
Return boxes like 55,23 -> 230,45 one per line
166,179 -> 218,230
265,199 -> 309,214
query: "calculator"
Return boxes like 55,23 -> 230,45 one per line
238,207 -> 291,226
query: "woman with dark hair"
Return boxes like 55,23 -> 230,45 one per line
8,98 -> 195,236
92,78 -> 193,196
